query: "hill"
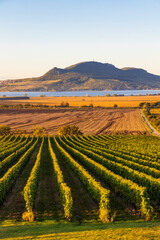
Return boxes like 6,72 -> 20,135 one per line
1,61 -> 160,91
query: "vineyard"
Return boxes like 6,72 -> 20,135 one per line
0,134 -> 160,223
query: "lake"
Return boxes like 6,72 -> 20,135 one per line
0,90 -> 160,97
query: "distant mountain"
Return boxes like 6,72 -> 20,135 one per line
1,61 -> 160,91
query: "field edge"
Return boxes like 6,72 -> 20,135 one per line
0,220 -> 160,239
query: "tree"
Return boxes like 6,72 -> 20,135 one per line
89,103 -> 93,108
113,104 -> 118,108
143,102 -> 151,110
70,125 -> 82,136
33,126 -> 47,136
0,125 -> 11,135
58,125 -> 83,137
60,101 -> 69,107
139,102 -> 145,108
24,103 -> 30,107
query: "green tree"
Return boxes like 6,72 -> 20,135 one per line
113,104 -> 118,108
139,102 -> 145,108
58,125 -> 83,137
89,103 -> 93,108
70,125 -> 83,136
143,102 -> 151,110
33,126 -> 46,136
0,125 -> 11,135
60,102 -> 69,107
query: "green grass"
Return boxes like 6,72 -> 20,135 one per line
0,220 -> 160,239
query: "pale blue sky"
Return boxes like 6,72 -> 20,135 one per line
0,0 -> 160,79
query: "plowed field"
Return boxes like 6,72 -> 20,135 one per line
0,108 -> 149,134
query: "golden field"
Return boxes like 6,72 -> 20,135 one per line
150,108 -> 160,114
1,95 -> 160,107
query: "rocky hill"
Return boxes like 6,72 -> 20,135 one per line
1,61 -> 160,91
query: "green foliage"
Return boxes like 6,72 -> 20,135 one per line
60,136 -> 153,219
55,137 -> 111,222
23,138 -> 44,215
0,137 -> 38,204
140,101 -> 160,109
72,135 -> 160,178
0,135 -> 21,153
0,125 -> 11,135
60,101 -> 69,107
58,125 -> 83,137
48,137 -> 73,220
89,104 -> 93,108
0,137 -> 33,175
1,134 -> 160,223
66,136 -> 157,218
143,109 -> 160,132
33,126 -> 47,136
24,103 -> 30,107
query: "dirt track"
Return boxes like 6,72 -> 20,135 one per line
0,108 -> 149,135
140,109 -> 160,136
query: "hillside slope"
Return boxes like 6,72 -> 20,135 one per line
1,61 -> 160,91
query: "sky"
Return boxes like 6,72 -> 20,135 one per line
0,0 -> 160,80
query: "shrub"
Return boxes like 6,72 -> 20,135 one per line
0,125 -> 11,135
113,104 -> 118,108
58,125 -> 83,137
22,211 -> 34,222
60,102 -> 69,107
33,126 -> 47,136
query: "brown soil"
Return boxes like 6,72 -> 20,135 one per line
0,108 -> 149,135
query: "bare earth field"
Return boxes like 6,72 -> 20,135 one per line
1,95 -> 160,107
0,108 -> 149,135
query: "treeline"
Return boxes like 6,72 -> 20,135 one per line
140,101 -> 160,132
143,109 -> 160,132
0,102 -> 70,109
139,101 -> 160,109
0,124 -> 83,137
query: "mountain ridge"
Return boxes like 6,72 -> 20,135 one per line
0,61 -> 160,91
